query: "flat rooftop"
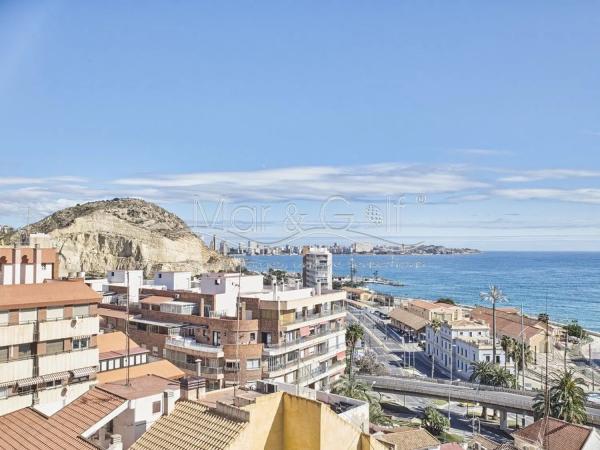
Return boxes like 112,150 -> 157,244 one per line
98,374 -> 180,400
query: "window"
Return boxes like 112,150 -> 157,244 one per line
246,359 -> 260,370
152,401 -> 161,414
46,379 -> 62,389
72,337 -> 90,351
225,360 -> 239,371
0,310 -> 8,326
46,339 -> 64,355
100,361 -> 107,372
249,332 -> 256,342
213,331 -> 221,346
0,346 -> 8,362
18,343 -> 32,357
19,308 -> 37,324
41,263 -> 47,270
73,304 -> 90,318
0,386 -> 8,400
46,306 -> 64,321
158,273 -> 162,278
485,355 -> 491,362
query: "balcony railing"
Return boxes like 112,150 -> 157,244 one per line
165,337 -> 223,354
264,325 -> 344,350
284,305 -> 345,326
297,361 -> 345,384
267,343 -> 346,373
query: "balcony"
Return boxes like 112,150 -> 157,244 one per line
282,306 -> 346,330
38,348 -> 98,376
0,323 -> 35,346
297,360 -> 346,385
0,357 -> 34,384
263,327 -> 345,356
165,337 -> 224,357
38,316 -> 99,341
266,343 -> 346,375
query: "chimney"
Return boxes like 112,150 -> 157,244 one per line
180,376 -> 206,402
107,435 -> 123,450
163,390 -> 175,416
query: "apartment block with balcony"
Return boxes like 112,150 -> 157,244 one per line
244,282 -> 347,391
0,280 -> 101,416
302,247 -> 333,290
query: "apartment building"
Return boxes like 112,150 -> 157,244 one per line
302,247 -> 333,290
0,244 -> 59,285
99,272 -> 347,392
425,319 -> 504,378
243,282 -> 347,391
0,280 -> 101,416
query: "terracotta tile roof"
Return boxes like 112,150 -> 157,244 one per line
0,388 -> 126,450
100,346 -> 148,360
98,374 -> 180,400
377,427 -> 440,450
470,308 -> 545,341
140,295 -> 174,305
470,435 -> 499,450
130,400 -> 247,450
96,359 -> 185,384
0,281 -> 101,309
440,444 -> 463,450
0,247 -> 57,264
513,417 -> 594,450
408,299 -> 452,311
97,331 -> 140,353
389,308 -> 429,331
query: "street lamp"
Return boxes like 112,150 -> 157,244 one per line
448,343 -> 457,421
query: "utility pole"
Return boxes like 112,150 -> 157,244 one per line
125,271 -> 131,387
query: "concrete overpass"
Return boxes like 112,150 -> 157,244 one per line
358,375 -> 600,429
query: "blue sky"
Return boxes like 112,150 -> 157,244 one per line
1,1 -> 599,250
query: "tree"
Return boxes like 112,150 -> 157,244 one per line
430,318 -> 442,378
538,313 -> 549,323
355,349 -> 388,376
436,298 -> 456,305
480,285 -> 508,362
512,340 -> 533,388
490,365 -> 515,388
422,406 -> 450,436
332,376 -> 391,425
533,369 -> 588,424
345,323 -> 364,377
469,361 -> 496,385
500,335 -> 514,371
369,401 -> 393,426
563,320 -> 586,341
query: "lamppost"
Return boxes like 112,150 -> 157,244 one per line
448,343 -> 457,422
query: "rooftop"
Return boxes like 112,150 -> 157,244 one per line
376,427 -> 440,450
408,299 -> 458,311
97,330 -> 140,353
389,308 -> 429,331
98,307 -> 134,320
130,400 -> 247,450
513,417 -> 595,450
140,295 -> 174,305
0,388 -> 126,450
98,374 -> 180,400
0,280 -> 101,309
130,317 -> 184,328
96,359 -> 185,384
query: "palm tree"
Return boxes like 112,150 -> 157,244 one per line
470,361 -> 496,385
346,323 -> 364,377
500,335 -> 514,371
512,341 -> 533,388
480,285 -> 508,362
430,318 -> 442,378
422,406 -> 450,436
332,374 -> 375,403
533,369 -> 588,424
490,365 -> 515,388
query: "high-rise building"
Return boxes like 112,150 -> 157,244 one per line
302,247 -> 333,290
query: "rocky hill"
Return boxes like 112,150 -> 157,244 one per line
5,198 -> 236,277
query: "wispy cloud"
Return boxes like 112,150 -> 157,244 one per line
113,164 -> 489,202
499,169 -> 600,183
494,188 -> 600,204
453,148 -> 512,157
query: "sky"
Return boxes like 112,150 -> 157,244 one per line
0,1 -> 599,250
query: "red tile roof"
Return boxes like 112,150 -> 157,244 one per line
0,281 -> 101,309
513,417 -> 594,450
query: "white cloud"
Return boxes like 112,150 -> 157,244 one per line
499,169 -> 600,183
113,164 -> 488,201
494,188 -> 600,204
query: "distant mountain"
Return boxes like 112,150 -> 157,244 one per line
4,198 -> 236,277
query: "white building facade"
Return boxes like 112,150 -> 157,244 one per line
302,247 -> 333,290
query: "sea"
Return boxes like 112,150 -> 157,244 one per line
242,252 -> 600,332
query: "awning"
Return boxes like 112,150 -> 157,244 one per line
41,372 -> 70,383
0,381 -> 16,389
336,351 -> 346,362
17,377 -> 44,388
299,326 -> 311,337
70,367 -> 96,378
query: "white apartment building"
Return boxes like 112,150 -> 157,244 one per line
250,283 -> 347,391
0,281 -> 101,416
195,272 -> 264,316
153,271 -> 191,291
302,247 -> 333,290
0,245 -> 57,285
426,319 -> 504,378
106,270 -> 144,303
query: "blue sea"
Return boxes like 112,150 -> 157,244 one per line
243,252 -> 600,332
